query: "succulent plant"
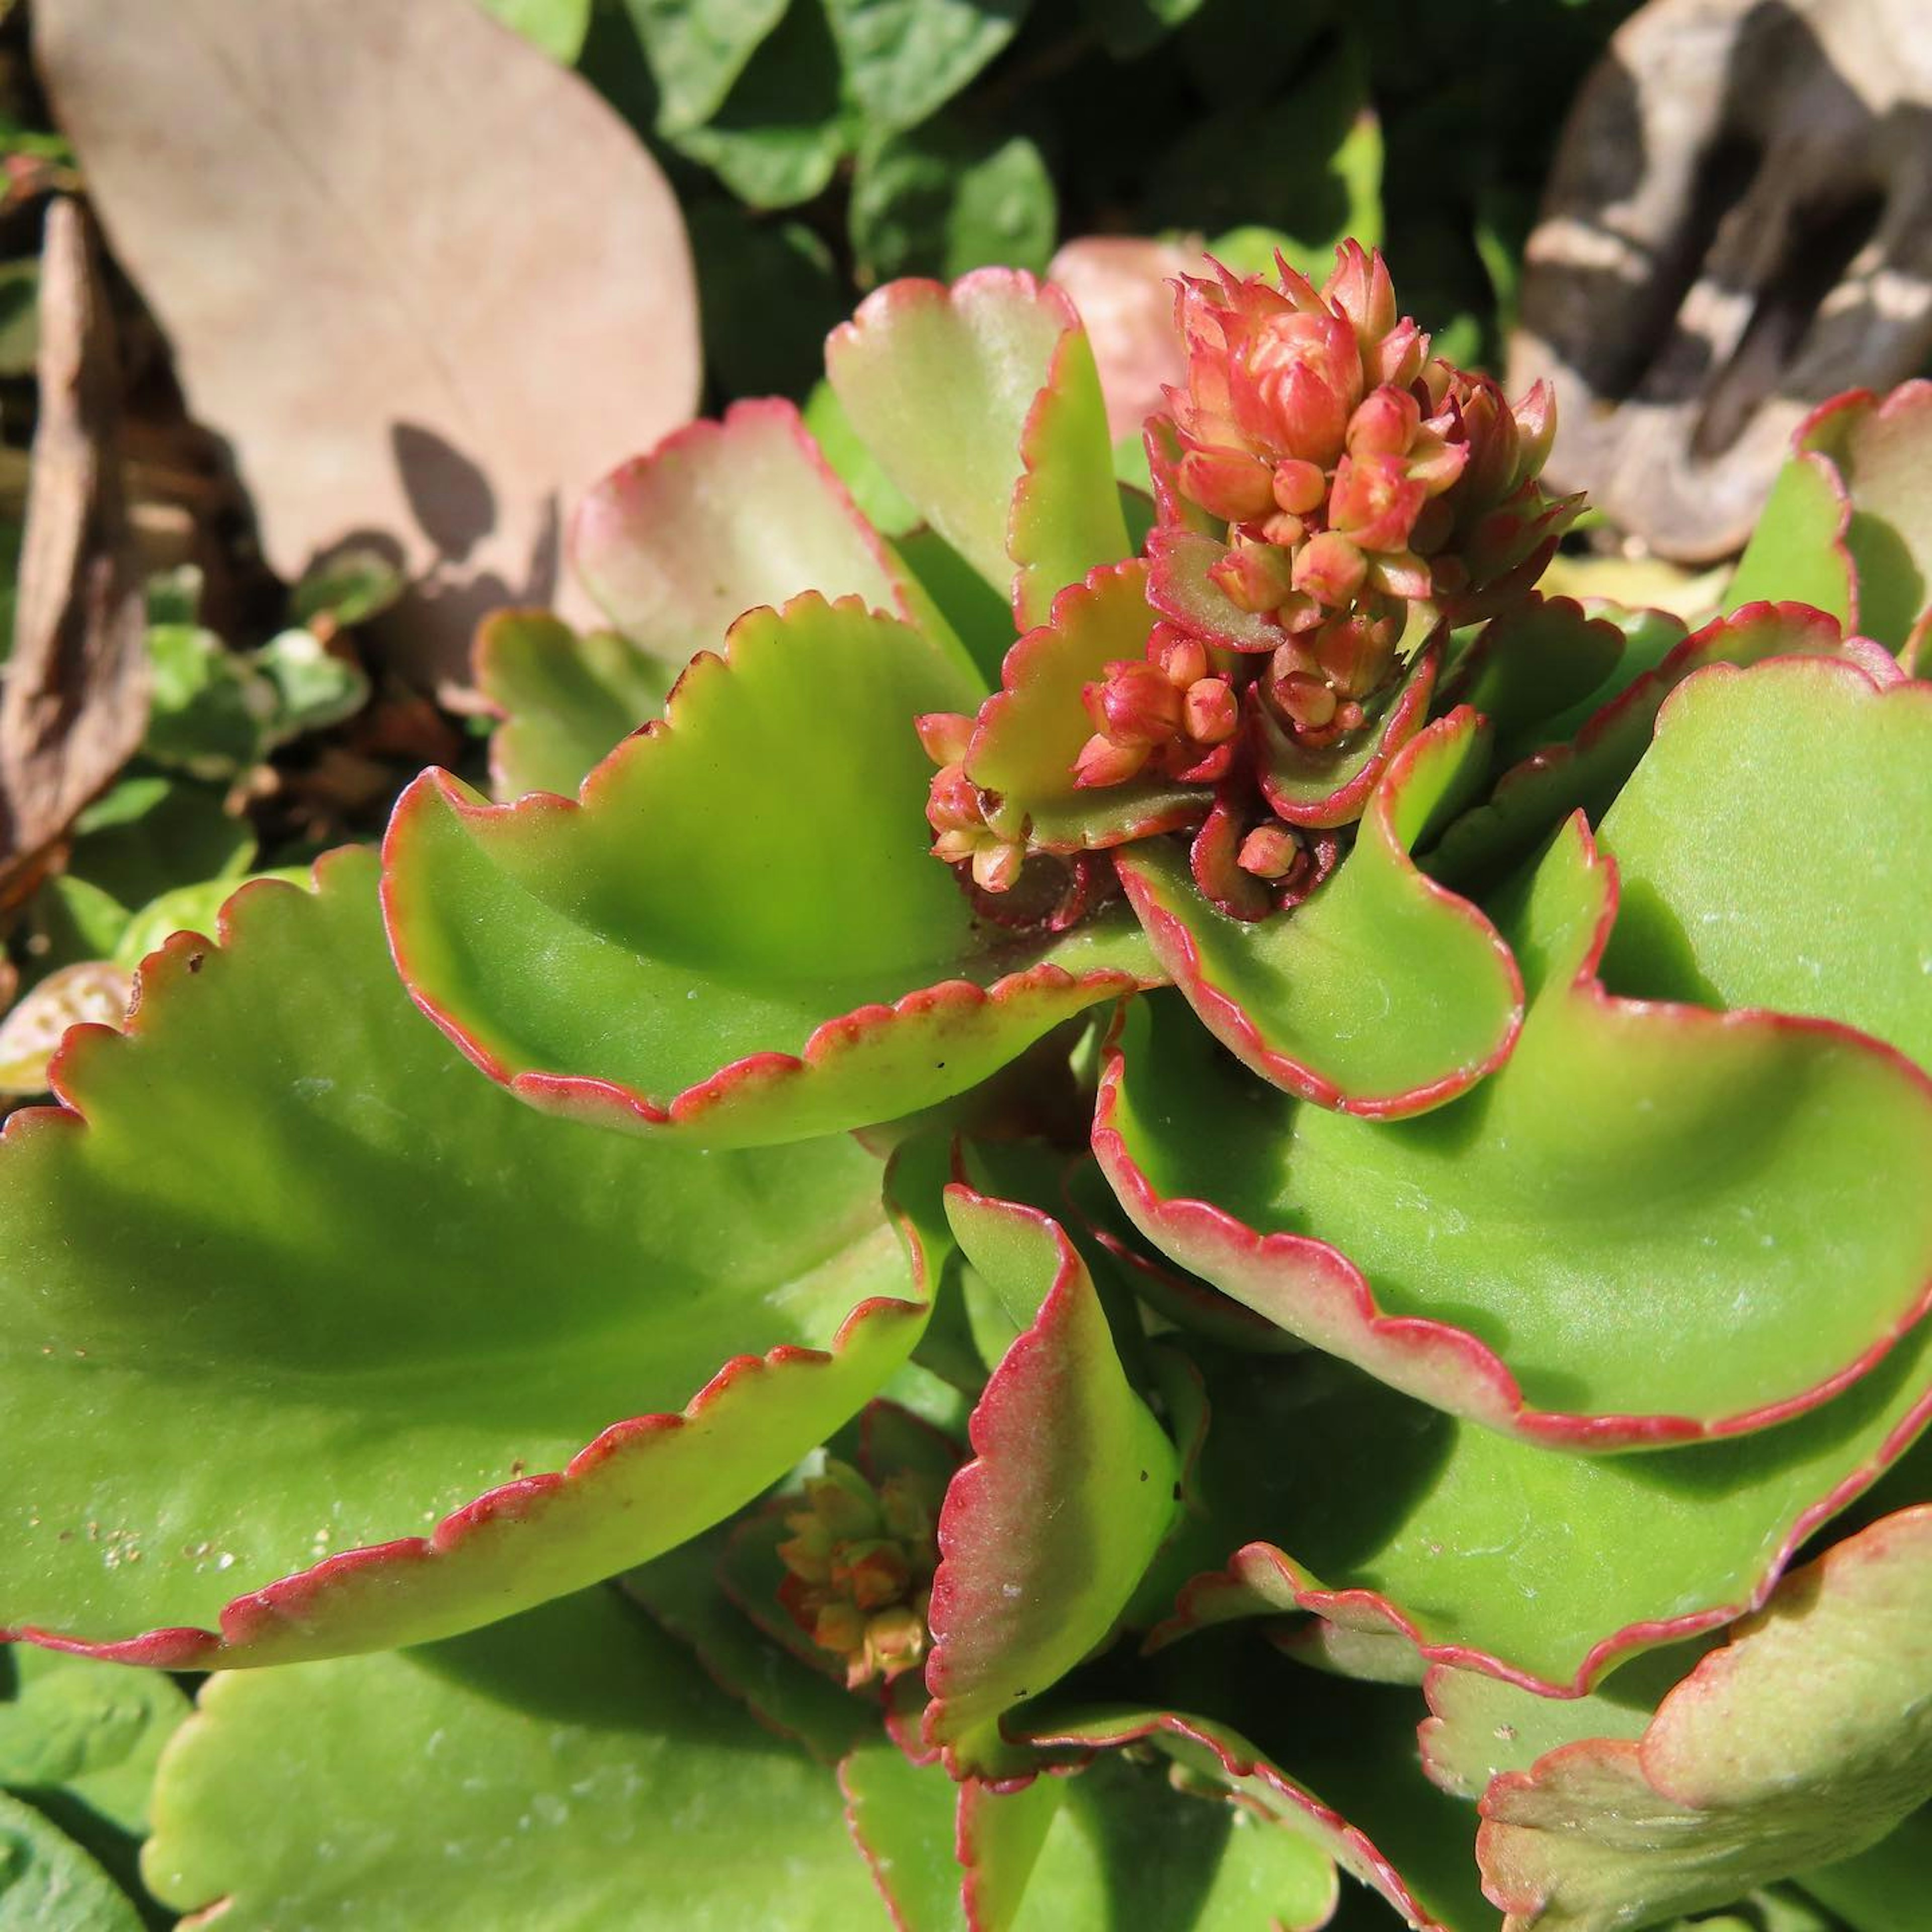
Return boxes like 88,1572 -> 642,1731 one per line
1,249 -> 1927,1932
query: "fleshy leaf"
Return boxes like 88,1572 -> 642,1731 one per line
0,1644 -> 187,1898
621,1520 -> 876,1765
0,1792 -> 142,1931
1251,640 -> 1441,828
1477,1505 -> 1932,1931
965,558 -> 1205,851
1436,595 -> 1626,766
1023,1669 -> 1464,1931
143,1587 -> 894,1928
1137,1329 -> 1932,1695
922,1183 -> 1180,1777
1598,653 -> 1932,1073
568,397 -> 936,670
0,850 -> 929,1664
1114,708 -> 1523,1116
385,593 -> 1154,1147
1424,602 -> 1863,892
1101,811 -> 1932,1443
1145,528 -> 1287,653
1729,383 -> 1932,666
474,608 -> 672,800
826,271 -> 1090,604
1008,323 -> 1134,630
841,1729 -> 1338,1932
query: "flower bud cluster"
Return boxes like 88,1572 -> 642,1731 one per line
775,1459 -> 940,1691
1155,244 -> 1569,736
919,245 -> 1574,925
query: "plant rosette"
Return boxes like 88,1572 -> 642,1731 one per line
2,246 -> 1928,1931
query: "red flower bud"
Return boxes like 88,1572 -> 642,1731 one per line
1271,458 -> 1326,515
1292,530 -> 1367,607
1329,453 -> 1427,554
1177,444 -> 1278,523
1182,677 -> 1239,744
1237,823 -> 1304,879
1073,733 -> 1151,788
1346,385 -> 1421,458
916,711 -> 975,767
1210,541 -> 1298,616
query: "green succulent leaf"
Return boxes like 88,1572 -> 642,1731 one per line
823,0 -> 1031,134
144,1587 -> 894,1928
1477,1505 -> 1932,1932
0,849 -> 928,1663
802,379 -> 921,535
0,1644 -> 186,1900
0,1646 -> 187,1836
1424,603 -> 1859,893
1023,1666 -> 1462,1932
1437,595 -> 1626,766
1101,807 -> 1932,1441
1727,383 -> 1932,666
1597,653 -> 1932,1074
569,397 -> 928,671
1135,1325 -> 1932,1695
1725,455 -> 1855,633
474,609 -> 672,799
842,1728 -> 1340,1932
621,1519 -> 876,1764
922,1182 -> 1179,1775
249,626 -> 370,745
965,558 -> 1204,851
0,1792 -> 142,1932
1115,706 -> 1523,1117
1249,635 -> 1441,828
385,594 -> 1153,1147
827,269 -> 1112,610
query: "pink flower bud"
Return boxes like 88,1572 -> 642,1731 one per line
1238,310 -> 1361,464
916,711 -> 975,767
1093,661 -> 1184,744
1364,315 -> 1428,390
1292,530 -> 1367,607
1271,458 -> 1327,515
1365,549 -> 1433,600
1237,823 -> 1304,880
1177,444 -> 1278,523
1510,379 -> 1557,485
1150,630 -> 1209,689
972,840 -> 1025,895
925,766 -> 984,837
1182,677 -> 1239,744
1329,454 -> 1426,553
1271,670 -> 1337,731
1347,386 -> 1421,458
1323,240 -> 1397,345
1210,541 -> 1297,615
1074,733 -> 1150,788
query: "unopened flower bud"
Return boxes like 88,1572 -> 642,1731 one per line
1177,445 -> 1278,523
1237,824 -> 1304,879
1183,677 -> 1239,744
916,711 -> 975,767
1347,386 -> 1421,458
1293,530 -> 1367,607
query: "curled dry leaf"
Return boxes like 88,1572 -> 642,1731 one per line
0,199 -> 148,905
35,0 -> 702,693
0,958 -> 132,1097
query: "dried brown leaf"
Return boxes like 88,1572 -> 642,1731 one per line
0,198 -> 148,904
35,0 -> 702,693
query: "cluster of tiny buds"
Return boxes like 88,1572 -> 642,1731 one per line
775,1460 -> 940,1691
